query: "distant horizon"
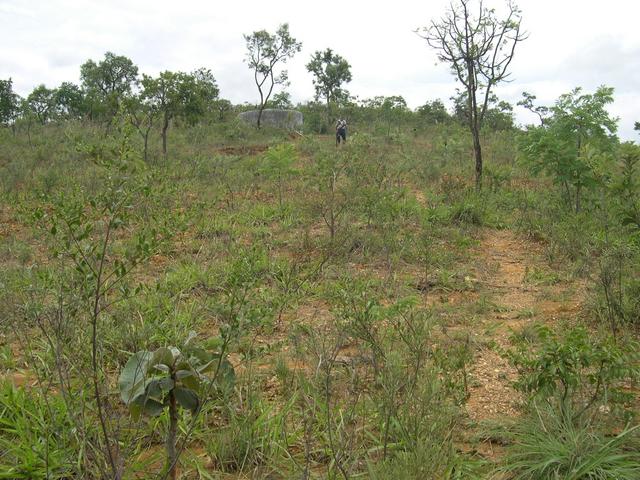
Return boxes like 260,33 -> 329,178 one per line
1,0 -> 638,140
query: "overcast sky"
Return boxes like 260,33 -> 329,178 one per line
1,0 -> 639,139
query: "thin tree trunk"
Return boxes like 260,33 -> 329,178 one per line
166,388 -> 178,480
143,131 -> 149,163
162,114 -> 169,158
466,56 -> 483,191
257,104 -> 264,129
326,95 -> 331,131
92,222 -> 122,480
472,124 -> 483,191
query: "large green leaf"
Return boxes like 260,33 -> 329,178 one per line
145,378 -> 174,403
151,347 -> 175,368
118,351 -> 153,404
174,387 -> 199,413
126,377 -> 174,418
188,346 -> 213,367
130,395 -> 164,419
143,401 -> 166,417
176,369 -> 200,391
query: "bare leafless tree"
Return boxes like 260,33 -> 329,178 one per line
419,0 -> 527,190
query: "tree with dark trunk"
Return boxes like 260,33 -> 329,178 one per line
124,95 -> 158,162
140,70 -> 215,158
419,0 -> 526,190
244,24 -> 301,128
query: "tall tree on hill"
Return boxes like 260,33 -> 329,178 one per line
0,78 -> 20,128
140,69 -> 217,157
55,82 -> 86,120
306,48 -> 352,122
188,67 -> 220,123
26,84 -> 57,124
80,52 -> 138,122
244,23 -> 302,128
419,0 -> 527,190
140,71 -> 185,158
124,93 -> 158,163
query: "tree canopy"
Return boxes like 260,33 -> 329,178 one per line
520,86 -> 619,212
80,52 -> 139,120
306,48 -> 352,115
0,78 -> 20,126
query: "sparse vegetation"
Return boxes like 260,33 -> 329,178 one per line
1,4 -> 639,478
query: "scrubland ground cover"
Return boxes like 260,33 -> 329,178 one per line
1,111 -> 639,479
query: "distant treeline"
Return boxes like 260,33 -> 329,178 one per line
0,51 -> 516,135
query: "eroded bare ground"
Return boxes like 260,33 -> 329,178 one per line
465,228 -> 584,424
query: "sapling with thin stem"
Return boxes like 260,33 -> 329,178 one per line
30,115 -> 165,478
119,333 -> 235,480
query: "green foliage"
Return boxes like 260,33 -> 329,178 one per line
506,325 -> 639,415
520,86 -> 619,212
4,60 -> 640,479
268,90 -> 293,109
261,143 -> 298,209
26,84 -> 57,125
119,333 -> 235,479
0,78 -> 20,126
449,194 -> 486,226
205,397 -> 297,473
310,148 -> 351,244
54,82 -> 85,120
118,333 -> 234,418
609,142 -> 640,236
306,48 -> 352,117
0,382 -> 78,479
497,402 -> 640,480
22,116 -> 171,478
139,68 -> 219,156
80,51 -> 138,121
594,241 -> 640,335
417,99 -> 451,125
451,90 -> 515,131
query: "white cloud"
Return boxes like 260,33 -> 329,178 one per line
0,0 -> 638,139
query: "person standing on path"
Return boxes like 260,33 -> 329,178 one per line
336,118 -> 347,146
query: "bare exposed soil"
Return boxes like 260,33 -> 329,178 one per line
466,229 -> 584,421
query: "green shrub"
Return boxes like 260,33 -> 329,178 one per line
497,402 -> 640,480
506,325 -> 639,417
449,196 -> 485,226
